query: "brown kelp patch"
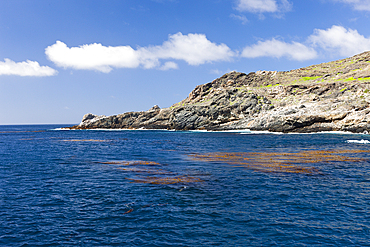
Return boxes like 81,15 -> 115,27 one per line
126,176 -> 203,185
188,150 -> 369,174
99,160 -> 203,185
100,160 -> 162,166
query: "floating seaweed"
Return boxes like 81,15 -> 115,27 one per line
62,139 -> 108,142
100,160 -> 203,185
100,160 -> 162,166
123,208 -> 134,215
188,150 -> 369,174
126,176 -> 203,185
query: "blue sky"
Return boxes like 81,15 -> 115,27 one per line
2,0 -> 370,124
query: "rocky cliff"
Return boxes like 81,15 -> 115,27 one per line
69,51 -> 370,133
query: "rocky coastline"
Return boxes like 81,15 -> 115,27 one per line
68,52 -> 370,134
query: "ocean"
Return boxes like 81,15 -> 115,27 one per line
1,124 -> 370,246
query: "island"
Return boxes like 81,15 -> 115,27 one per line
68,51 -> 370,133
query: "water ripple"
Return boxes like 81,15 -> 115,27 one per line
1,125 -> 370,246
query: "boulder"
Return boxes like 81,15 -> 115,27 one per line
81,113 -> 97,123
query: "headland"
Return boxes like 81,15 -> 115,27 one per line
68,51 -> 370,133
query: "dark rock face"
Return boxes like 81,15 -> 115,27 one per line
69,52 -> 370,134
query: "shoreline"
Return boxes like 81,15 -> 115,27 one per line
55,127 -> 370,136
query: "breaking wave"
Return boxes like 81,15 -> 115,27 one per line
347,139 -> 370,144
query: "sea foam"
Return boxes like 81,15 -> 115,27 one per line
347,139 -> 370,144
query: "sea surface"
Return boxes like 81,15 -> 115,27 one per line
1,125 -> 370,246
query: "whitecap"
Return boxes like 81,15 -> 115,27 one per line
240,130 -> 284,135
347,139 -> 370,144
51,128 -> 72,131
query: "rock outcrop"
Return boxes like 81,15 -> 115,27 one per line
68,51 -> 370,133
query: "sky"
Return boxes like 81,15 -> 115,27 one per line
2,0 -> 370,124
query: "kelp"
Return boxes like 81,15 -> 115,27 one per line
188,150 -> 369,174
100,160 -> 162,166
126,176 -> 203,185
62,139 -> 108,142
123,208 -> 134,215
100,160 -> 203,185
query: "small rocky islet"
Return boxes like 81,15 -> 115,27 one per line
68,51 -> 370,133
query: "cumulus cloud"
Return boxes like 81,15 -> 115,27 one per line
44,25 -> 370,71
241,39 -> 317,60
45,33 -> 235,73
0,58 -> 57,76
309,25 -> 370,56
45,41 -> 140,73
241,25 -> 370,60
333,0 -> 370,11
235,0 -> 292,13
139,33 -> 235,67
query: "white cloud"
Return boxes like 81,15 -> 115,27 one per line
236,0 -> 277,12
241,25 -> 370,60
230,14 -> 249,24
333,0 -> 370,11
159,61 -> 178,70
309,25 -> 370,56
0,58 -> 57,76
241,38 -> 317,60
139,33 -> 235,67
45,41 -> 140,73
44,26 -> 370,72
45,33 -> 235,72
235,0 -> 292,13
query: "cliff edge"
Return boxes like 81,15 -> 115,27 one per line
68,51 -> 370,133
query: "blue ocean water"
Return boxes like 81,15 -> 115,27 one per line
1,125 -> 370,246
